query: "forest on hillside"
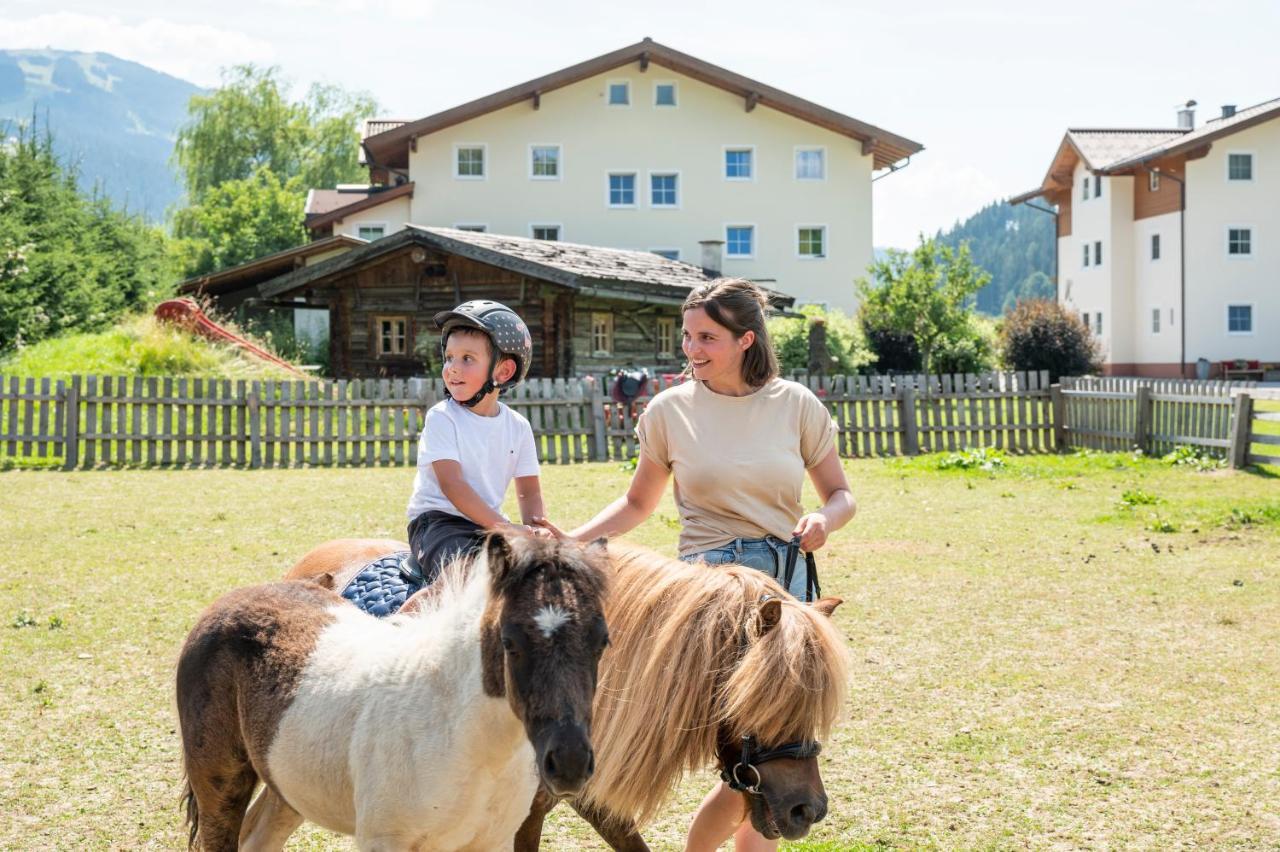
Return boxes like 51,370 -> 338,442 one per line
935,200 -> 1056,316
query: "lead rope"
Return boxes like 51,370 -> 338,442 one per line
782,536 -> 821,603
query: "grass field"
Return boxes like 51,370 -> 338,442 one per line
2,453 -> 1278,850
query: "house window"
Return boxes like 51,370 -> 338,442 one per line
607,81 -> 630,106
454,145 -> 485,179
1082,311 -> 1090,329
1152,308 -> 1161,333
1095,312 -> 1103,335
726,225 -> 754,257
795,147 -> 825,180
357,224 -> 385,240
797,226 -> 826,258
1170,308 -> 1176,326
1151,234 -> 1160,260
1228,153 -> 1253,181
1082,245 -> 1090,267
1228,227 -> 1252,256
1149,171 -> 1160,192
375,316 -> 408,357
654,82 -> 677,107
531,224 -> 560,241
725,148 -> 753,180
1094,241 -> 1103,265
454,223 -> 487,232
1227,304 -> 1253,333
650,172 -> 679,207
1094,175 -> 1102,198
608,172 -> 636,207
591,312 -> 614,355
657,317 -> 676,358
530,145 -> 560,179
651,248 -> 680,260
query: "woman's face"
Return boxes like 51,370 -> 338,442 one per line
682,307 -> 754,386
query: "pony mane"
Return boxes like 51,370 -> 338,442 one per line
582,542 -> 851,826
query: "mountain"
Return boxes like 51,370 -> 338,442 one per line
935,200 -> 1056,315
0,49 -> 202,222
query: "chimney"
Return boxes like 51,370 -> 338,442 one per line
1177,99 -> 1197,130
1221,104 -> 1237,119
699,239 -> 724,277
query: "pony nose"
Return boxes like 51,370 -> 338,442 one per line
539,721 -> 594,796
781,794 -> 825,836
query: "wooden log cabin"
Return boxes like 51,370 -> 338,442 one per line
181,226 -> 796,379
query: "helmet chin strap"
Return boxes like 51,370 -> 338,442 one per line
451,377 -> 496,408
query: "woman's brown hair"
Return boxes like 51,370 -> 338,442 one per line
682,278 -> 780,388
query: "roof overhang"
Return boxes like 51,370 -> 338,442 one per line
362,38 -> 923,171
177,235 -> 367,296
304,182 -> 415,232
1099,104 -> 1280,172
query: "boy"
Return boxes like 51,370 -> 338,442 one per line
406,300 -> 548,580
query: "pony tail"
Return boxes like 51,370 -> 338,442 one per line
180,776 -> 199,850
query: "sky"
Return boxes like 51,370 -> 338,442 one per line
2,0 -> 1277,248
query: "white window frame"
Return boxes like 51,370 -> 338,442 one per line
355,221 -> 388,241
648,170 -> 681,209
1226,150 -> 1255,182
453,223 -> 488,232
374,315 -> 409,357
453,143 -> 486,180
724,223 -> 756,259
723,145 -> 755,181
529,223 -> 563,241
1226,303 -> 1254,335
1150,233 -> 1160,261
528,144 -> 562,181
656,316 -> 677,358
591,311 -> 614,356
796,224 -> 828,260
606,79 -> 631,107
1082,244 -> 1090,268
1148,171 -> 1160,192
794,146 -> 827,181
649,247 -> 681,261
606,171 -> 638,209
1151,308 -> 1161,334
1226,225 -> 1254,259
653,80 -> 678,108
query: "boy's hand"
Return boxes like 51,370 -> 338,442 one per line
529,517 -> 569,540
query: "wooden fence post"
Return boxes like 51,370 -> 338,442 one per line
589,380 -> 608,462
1229,392 -> 1253,469
1050,384 -> 1066,451
1134,386 -> 1152,453
62,376 -> 80,471
899,385 -> 919,456
247,382 -> 262,469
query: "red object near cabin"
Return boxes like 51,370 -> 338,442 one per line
154,298 -> 306,376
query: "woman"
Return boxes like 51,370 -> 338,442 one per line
547,278 -> 856,851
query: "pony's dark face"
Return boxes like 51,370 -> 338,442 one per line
480,532 -> 610,798
717,733 -> 827,841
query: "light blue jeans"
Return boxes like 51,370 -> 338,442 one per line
681,535 -> 810,600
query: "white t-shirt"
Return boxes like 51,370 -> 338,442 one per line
406,398 -> 540,522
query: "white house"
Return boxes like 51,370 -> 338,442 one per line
303,39 -> 922,312
1012,98 -> 1280,378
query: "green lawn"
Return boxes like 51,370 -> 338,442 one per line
2,454 -> 1278,849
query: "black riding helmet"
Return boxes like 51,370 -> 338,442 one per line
433,300 -> 533,407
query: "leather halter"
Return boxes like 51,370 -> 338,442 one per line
720,734 -> 822,795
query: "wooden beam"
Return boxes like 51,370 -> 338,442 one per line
532,90 -> 541,110
745,91 -> 759,112
861,136 -> 878,157
639,51 -> 649,71
1185,144 -> 1211,162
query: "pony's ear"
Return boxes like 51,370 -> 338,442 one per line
311,571 -> 335,590
758,597 -> 783,633
584,537 -> 609,557
485,531 -> 515,586
812,597 -> 843,618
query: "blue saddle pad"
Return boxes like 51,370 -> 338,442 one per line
340,551 -> 423,617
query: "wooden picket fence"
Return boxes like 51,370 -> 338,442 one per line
1,371 -> 1273,470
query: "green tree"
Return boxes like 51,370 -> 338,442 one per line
856,236 -> 991,374
171,167 -> 306,276
768,305 -> 874,374
1000,298 -> 1101,381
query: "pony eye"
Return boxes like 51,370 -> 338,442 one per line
501,636 -> 516,653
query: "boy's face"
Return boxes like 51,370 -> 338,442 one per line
442,328 -> 514,400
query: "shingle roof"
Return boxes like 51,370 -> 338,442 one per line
1102,98 -> 1280,171
1067,129 -> 1186,169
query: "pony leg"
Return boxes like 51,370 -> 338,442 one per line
568,798 -> 651,851
182,766 -> 258,852
238,786 -> 304,851
512,786 -> 558,852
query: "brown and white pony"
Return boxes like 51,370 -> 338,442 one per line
286,538 -> 851,849
177,532 -> 610,851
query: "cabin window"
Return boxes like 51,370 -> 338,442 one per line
357,224 -> 385,240
654,82 -> 677,107
607,81 -> 630,106
591,312 -> 614,356
1151,233 -> 1160,260
1228,227 -> 1252,256
608,173 -> 636,207
657,317 -> 676,358
530,145 -> 560,179
375,316 -> 408,357
797,226 -> 826,258
1228,153 -> 1253,181
531,224 -> 560,241
725,148 -> 753,180
1227,305 -> 1253,333
650,172 -> 679,207
454,145 -> 485,179
795,147 -> 825,180
726,225 -> 754,258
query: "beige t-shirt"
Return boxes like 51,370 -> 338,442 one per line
635,377 -> 836,556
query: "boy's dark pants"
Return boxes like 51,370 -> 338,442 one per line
406,510 -> 486,581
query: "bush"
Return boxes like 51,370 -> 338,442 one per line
933,314 -> 998,375
768,305 -> 874,375
1000,299 -> 1101,381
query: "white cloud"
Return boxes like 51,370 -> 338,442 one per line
873,156 -> 1004,250
0,13 -> 275,86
